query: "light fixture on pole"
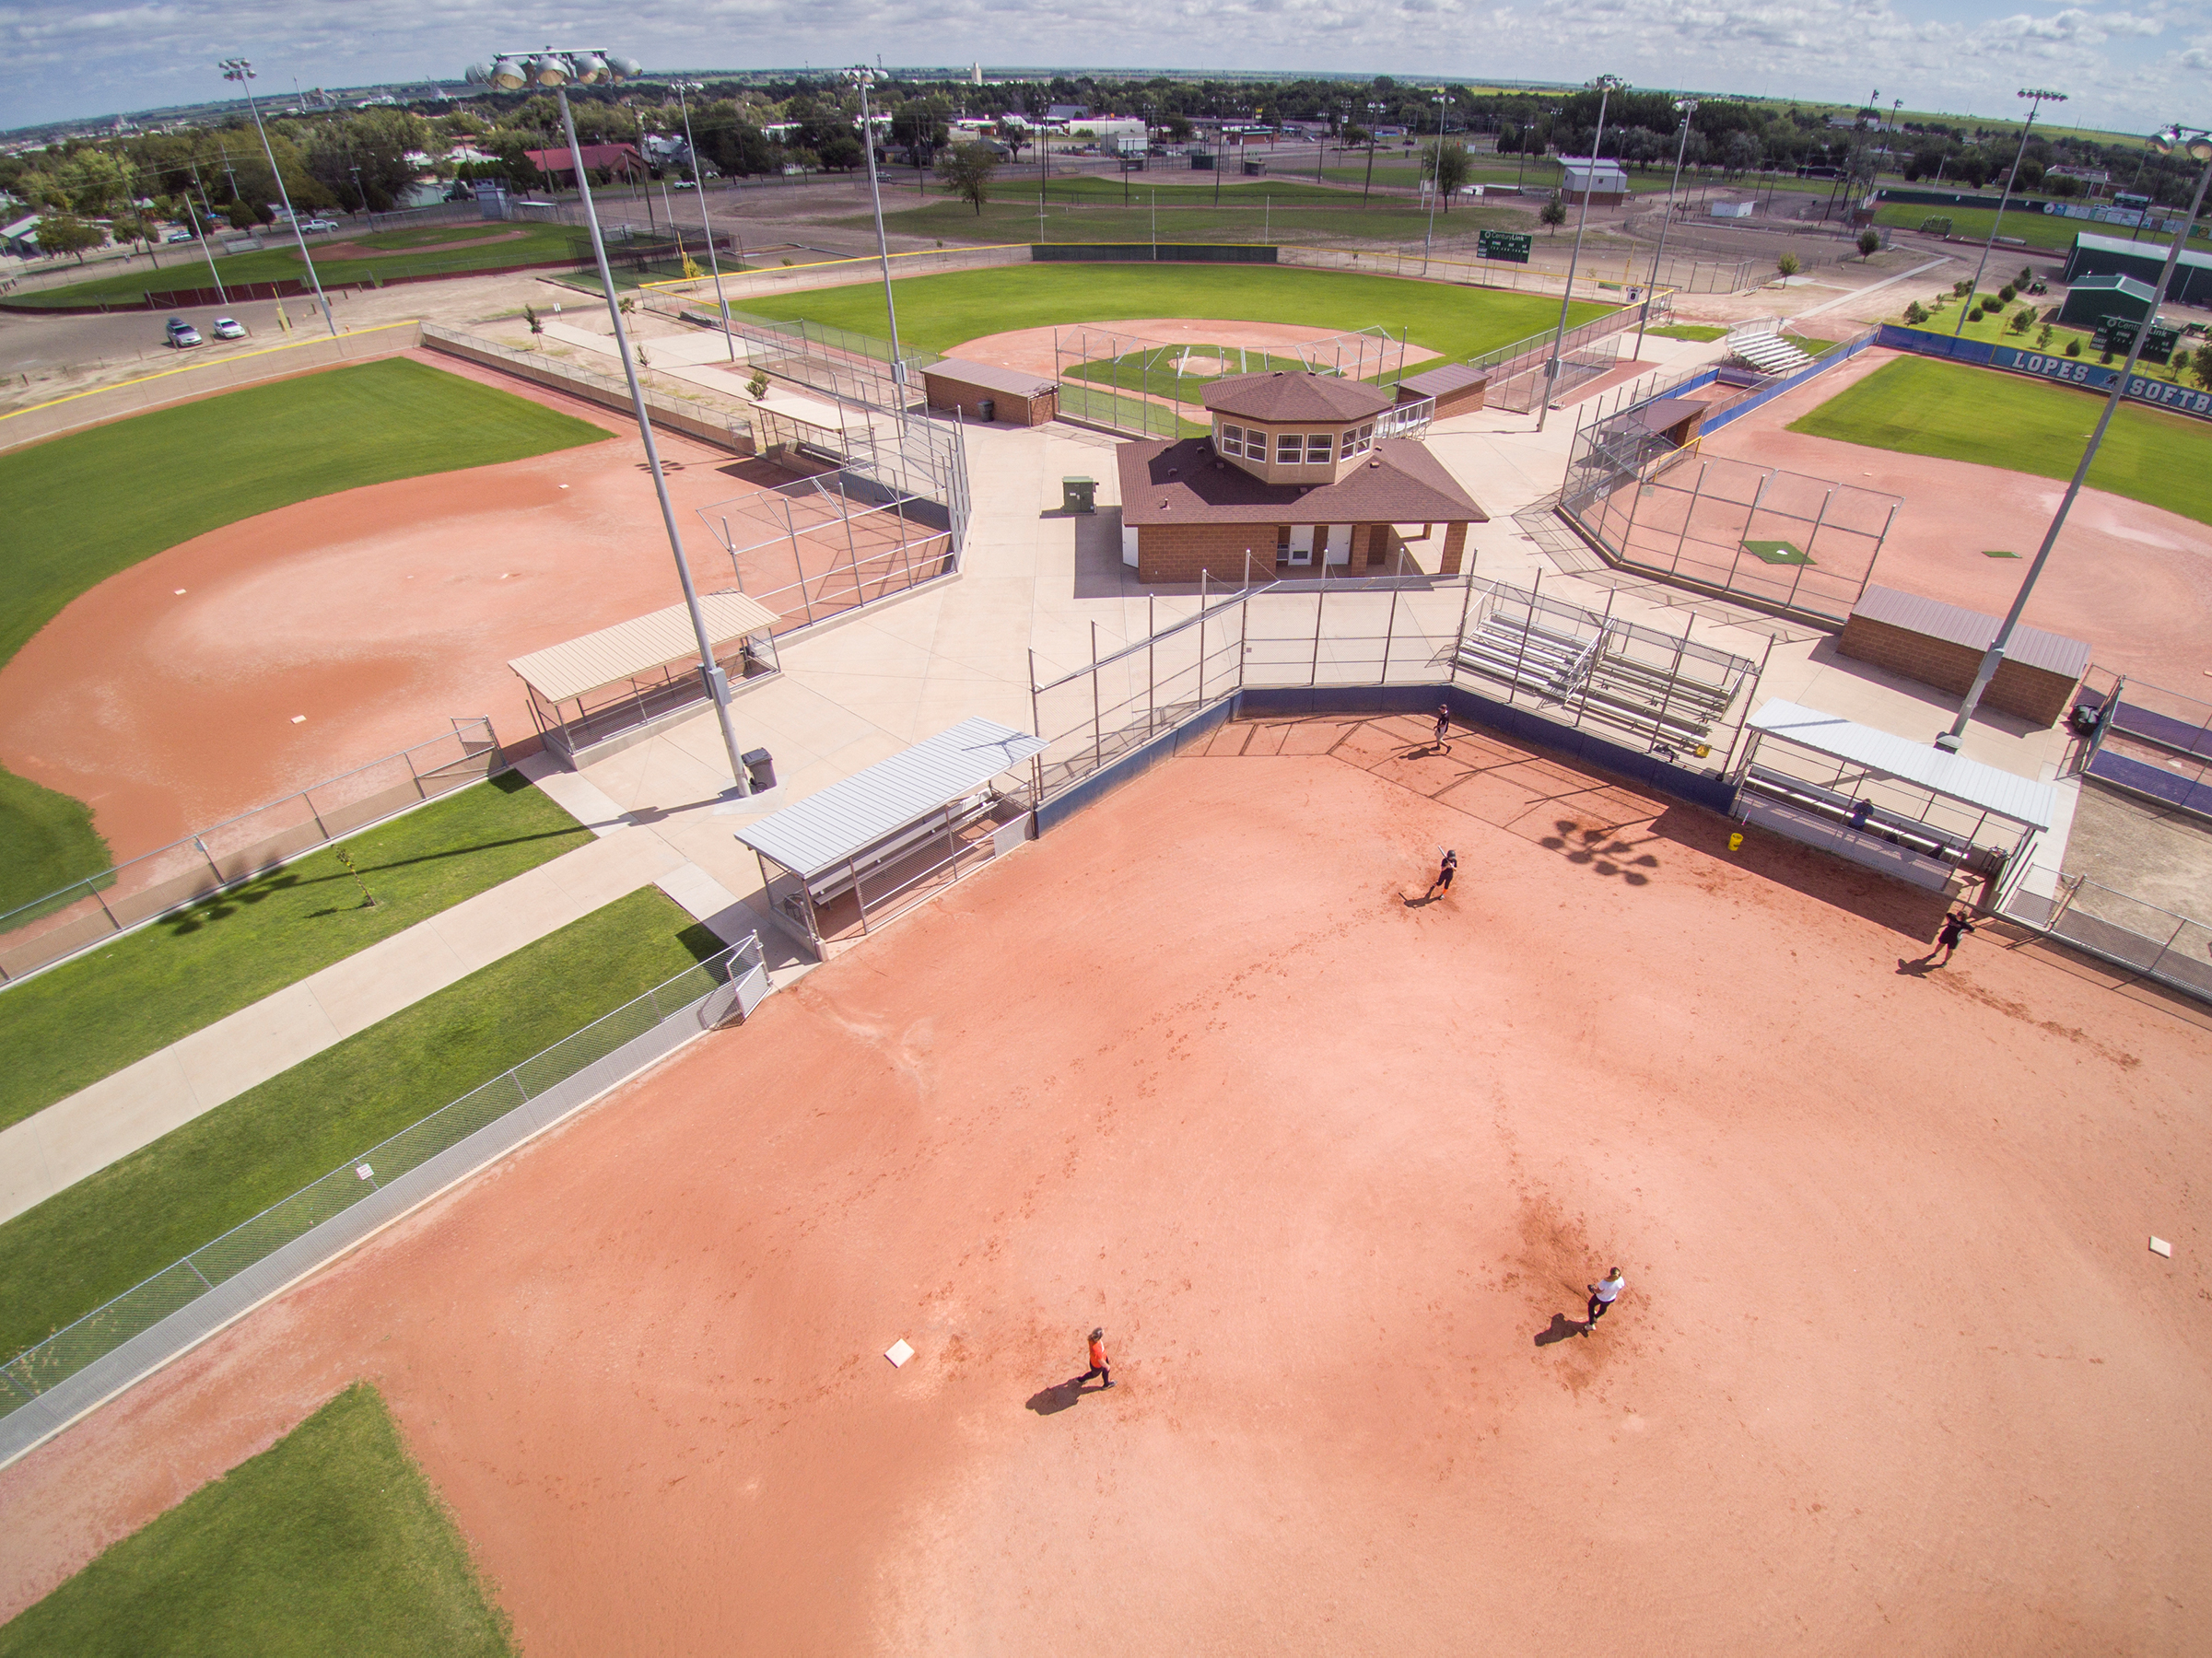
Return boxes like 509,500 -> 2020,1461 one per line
1536,74 -> 1623,432
670,80 -> 737,362
1424,95 -> 1452,258
1952,88 -> 2066,337
1936,122 -> 2212,753
217,58 -> 336,336
464,47 -> 755,797
847,66 -> 910,420
1635,97 -> 1698,358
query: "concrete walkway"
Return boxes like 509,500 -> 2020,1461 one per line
0,762 -> 755,1225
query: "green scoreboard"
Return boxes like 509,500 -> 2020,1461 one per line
1477,229 -> 1532,264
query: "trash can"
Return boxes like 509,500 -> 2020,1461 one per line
1061,476 -> 1096,514
743,748 -> 776,792
977,397 -> 996,423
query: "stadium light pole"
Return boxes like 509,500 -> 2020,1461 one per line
1536,74 -> 1622,432
1937,123 -> 2212,753
217,59 -> 337,336
670,79 -> 736,362
1952,88 -> 2066,336
848,66 -> 910,421
465,47 -> 754,797
1422,92 -> 1445,274
183,161 -> 228,304
1635,97 -> 1698,358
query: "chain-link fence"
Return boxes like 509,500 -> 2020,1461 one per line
1560,417 -> 1901,625
0,936 -> 764,1418
0,720 -> 502,986
1029,571 -> 1766,803
1049,322 -> 1409,439
2009,876 -> 2212,1004
699,467 -> 958,638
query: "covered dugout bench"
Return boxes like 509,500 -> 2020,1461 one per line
509,592 -> 780,766
735,717 -> 1045,958
1732,700 -> 2054,903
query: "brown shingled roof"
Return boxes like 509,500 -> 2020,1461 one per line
1201,371 -> 1396,423
1115,437 -> 1488,528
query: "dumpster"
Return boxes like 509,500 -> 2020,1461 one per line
1061,476 -> 1096,513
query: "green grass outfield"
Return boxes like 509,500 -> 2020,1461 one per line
0,771 -> 592,1132
0,885 -> 720,1364
1788,356 -> 2212,525
0,1384 -> 510,1657
733,263 -> 1614,368
869,193 -> 1530,250
1874,202 -> 2212,256
7,220 -> 585,309
0,356 -> 607,914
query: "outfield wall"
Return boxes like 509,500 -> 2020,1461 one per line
1872,324 -> 2212,423
0,321 -> 424,454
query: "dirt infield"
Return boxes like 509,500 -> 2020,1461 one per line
1701,347 -> 2212,686
3,713 -> 2205,1652
948,315 -> 1442,379
0,351 -> 807,862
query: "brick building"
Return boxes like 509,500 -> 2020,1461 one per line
1113,372 -> 1488,584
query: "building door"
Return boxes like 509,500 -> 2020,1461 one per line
1121,522 -> 1139,567
1286,524 -> 1316,566
1324,524 -> 1352,566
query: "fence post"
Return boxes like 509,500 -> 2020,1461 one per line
1786,488 -> 1834,613
1310,589 -> 1325,686
401,743 -> 427,801
1091,621 -> 1104,775
1381,586 -> 1400,682
1651,610 -> 1694,747
1147,594 -> 1156,735
1507,571 -> 1541,703
193,835 -> 222,883
2145,914 -> 2191,979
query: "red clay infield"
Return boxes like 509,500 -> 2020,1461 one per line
1703,347 -> 2212,687
0,352 -> 806,862
3,715 -> 2205,1652
948,316 -> 1441,380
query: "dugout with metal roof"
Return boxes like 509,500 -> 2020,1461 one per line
1732,700 -> 2054,902
735,716 -> 1046,956
508,591 -> 780,764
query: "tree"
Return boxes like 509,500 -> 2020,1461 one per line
934,142 -> 1000,215
2192,342 -> 2212,390
1723,131 -> 1761,177
1539,192 -> 1567,232
1903,299 -> 1928,324
32,213 -> 102,260
1856,228 -> 1881,259
1422,139 -> 1469,207
1777,251 -> 1802,278
818,134 -> 864,171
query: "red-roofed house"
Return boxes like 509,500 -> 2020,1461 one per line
525,142 -> 646,181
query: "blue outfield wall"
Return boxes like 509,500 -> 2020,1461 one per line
1034,682 -> 1737,836
1697,332 -> 1879,433
1872,325 -> 2212,422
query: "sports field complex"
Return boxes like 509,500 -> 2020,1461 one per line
0,242 -> 2206,1654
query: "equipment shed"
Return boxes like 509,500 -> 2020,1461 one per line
736,717 -> 1046,956
1397,362 -> 1490,416
1839,584 -> 2089,729
922,357 -> 1059,426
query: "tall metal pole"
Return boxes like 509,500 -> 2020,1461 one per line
556,83 -> 752,794
1422,94 -> 1445,274
1953,88 -> 2065,336
1937,131 -> 2209,753
1537,76 -> 1620,432
219,59 -> 336,336
1635,99 -> 1697,358
673,82 -> 736,362
849,67 -> 908,416
185,162 -> 228,305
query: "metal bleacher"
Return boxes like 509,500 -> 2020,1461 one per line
1453,609 -> 1742,751
1725,324 -> 1814,376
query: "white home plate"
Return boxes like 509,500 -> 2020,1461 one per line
884,1339 -> 915,1368
2150,1236 -> 2172,1258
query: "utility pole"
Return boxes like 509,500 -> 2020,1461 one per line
672,80 -> 737,361
1953,88 -> 2066,335
219,58 -> 336,336
1635,98 -> 1698,357
1537,76 -> 1622,432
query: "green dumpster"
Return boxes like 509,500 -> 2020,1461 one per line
1061,476 -> 1096,514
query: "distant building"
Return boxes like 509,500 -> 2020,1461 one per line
2063,229 -> 2212,306
1558,158 -> 1629,205
1046,104 -> 1090,123
524,142 -> 646,182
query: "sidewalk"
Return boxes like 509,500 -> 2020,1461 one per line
0,764 -> 755,1226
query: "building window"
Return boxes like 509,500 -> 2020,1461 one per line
1355,422 -> 1375,455
1306,433 -> 1332,462
1244,428 -> 1267,461
1276,432 -> 1302,463
1339,427 -> 1359,460
1218,423 -> 1242,459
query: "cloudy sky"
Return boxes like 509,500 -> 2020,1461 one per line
3,0 -> 2204,134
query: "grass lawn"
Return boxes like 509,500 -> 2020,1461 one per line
1788,356 -> 2212,525
7,220 -> 585,309
871,193 -> 1532,250
0,885 -> 720,1364
0,771 -> 592,1131
1874,202 -> 2212,256
734,263 -> 1614,366
0,1384 -> 509,1657
1649,323 -> 1729,342
0,356 -> 607,914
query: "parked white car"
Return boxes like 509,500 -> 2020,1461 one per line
211,317 -> 247,340
298,217 -> 340,233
